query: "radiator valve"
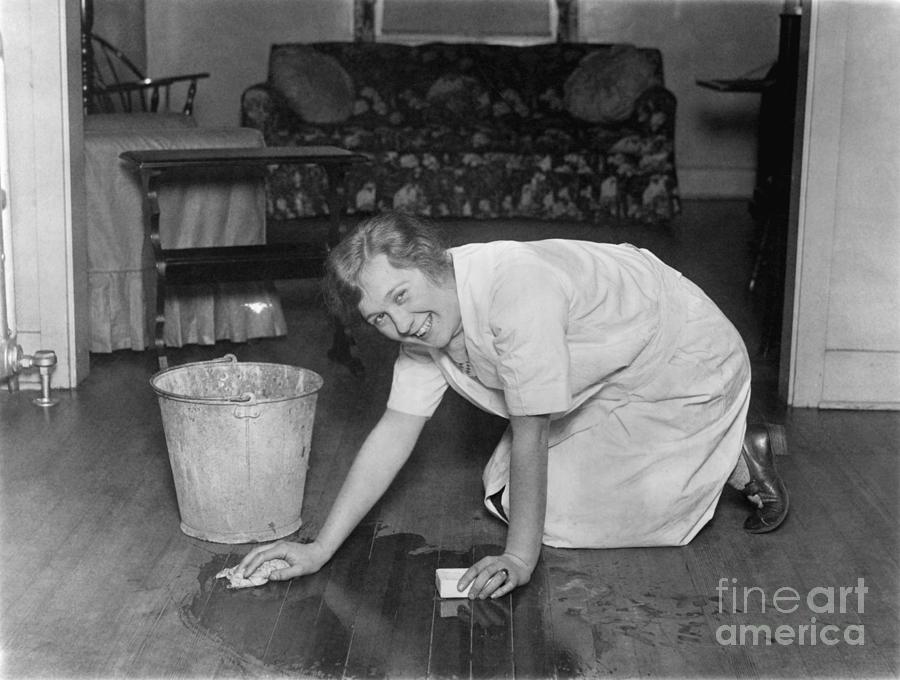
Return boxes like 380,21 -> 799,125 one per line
16,349 -> 59,407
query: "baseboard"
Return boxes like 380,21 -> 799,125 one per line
817,401 -> 900,411
819,349 -> 900,409
677,168 -> 756,199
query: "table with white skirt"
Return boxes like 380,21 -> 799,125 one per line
84,114 -> 286,353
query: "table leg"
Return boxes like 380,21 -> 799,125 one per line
140,170 -> 169,370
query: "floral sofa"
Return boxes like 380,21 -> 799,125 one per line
241,42 -> 680,225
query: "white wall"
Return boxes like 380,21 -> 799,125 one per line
786,0 -> 900,409
145,0 -> 780,198
91,0 -> 147,73
578,0 -> 782,198
0,0 -> 88,390
146,0 -> 355,127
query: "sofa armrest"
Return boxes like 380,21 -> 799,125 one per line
634,85 -> 677,136
240,82 -> 294,136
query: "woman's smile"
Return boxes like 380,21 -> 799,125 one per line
413,313 -> 433,339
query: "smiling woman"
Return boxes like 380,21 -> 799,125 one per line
324,213 -> 470,362
356,254 -> 461,347
323,212 -> 453,320
237,210 -> 790,602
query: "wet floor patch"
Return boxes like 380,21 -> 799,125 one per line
554,571 -> 711,646
179,526 -> 535,677
544,560 -> 718,676
180,529 -> 718,677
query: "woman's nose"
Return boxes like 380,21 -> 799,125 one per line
392,309 -> 415,335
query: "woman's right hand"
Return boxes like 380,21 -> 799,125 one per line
236,539 -> 332,582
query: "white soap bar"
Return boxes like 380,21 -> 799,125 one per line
435,568 -> 472,599
216,559 -> 290,589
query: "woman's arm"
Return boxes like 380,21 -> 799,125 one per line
462,413 -> 550,599
505,413 -> 550,569
316,407 -> 428,555
237,407 -> 428,580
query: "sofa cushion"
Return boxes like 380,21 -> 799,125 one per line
268,118 -> 613,157
264,44 -> 668,155
564,45 -> 662,124
425,74 -> 491,122
269,45 -> 355,124
266,42 -> 667,133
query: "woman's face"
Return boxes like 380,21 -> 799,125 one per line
357,253 -> 462,349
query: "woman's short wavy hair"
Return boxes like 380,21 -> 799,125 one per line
323,211 -> 452,325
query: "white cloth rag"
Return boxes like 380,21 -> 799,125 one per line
215,559 -> 290,589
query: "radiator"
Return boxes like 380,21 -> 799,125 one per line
0,32 -> 56,405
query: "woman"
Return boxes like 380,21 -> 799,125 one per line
238,211 -> 789,600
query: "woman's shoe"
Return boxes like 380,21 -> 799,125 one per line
741,423 -> 790,533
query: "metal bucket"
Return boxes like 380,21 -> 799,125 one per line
150,354 -> 323,543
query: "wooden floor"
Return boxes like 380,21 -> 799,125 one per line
2,201 -> 897,678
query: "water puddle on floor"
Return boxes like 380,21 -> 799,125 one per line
552,569 -> 711,648
180,526 -> 537,677
181,528 -> 715,677
542,555 -> 717,676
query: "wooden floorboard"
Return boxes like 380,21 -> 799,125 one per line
1,201 -> 897,678
468,539 -> 514,679
430,546 -> 477,679
509,551 -> 555,680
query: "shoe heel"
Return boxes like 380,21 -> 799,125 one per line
764,423 -> 789,457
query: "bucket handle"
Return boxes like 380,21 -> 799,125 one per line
150,354 -> 261,404
198,355 -> 257,404
204,353 -> 239,366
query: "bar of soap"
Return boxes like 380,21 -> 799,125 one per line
216,559 -> 290,589
435,568 -> 472,599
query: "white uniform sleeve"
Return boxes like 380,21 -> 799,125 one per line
489,257 -> 572,416
386,344 -> 449,417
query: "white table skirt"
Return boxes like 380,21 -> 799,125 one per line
85,117 -> 287,353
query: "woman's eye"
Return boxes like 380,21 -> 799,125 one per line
394,290 -> 406,304
372,313 -> 386,326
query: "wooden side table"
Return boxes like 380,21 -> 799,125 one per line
696,10 -> 802,359
120,145 -> 368,371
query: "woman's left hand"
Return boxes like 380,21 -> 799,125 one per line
459,552 -> 533,600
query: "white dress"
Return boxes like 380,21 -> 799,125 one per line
386,240 -> 750,548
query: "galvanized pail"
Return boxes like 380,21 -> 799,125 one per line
150,354 -> 323,543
